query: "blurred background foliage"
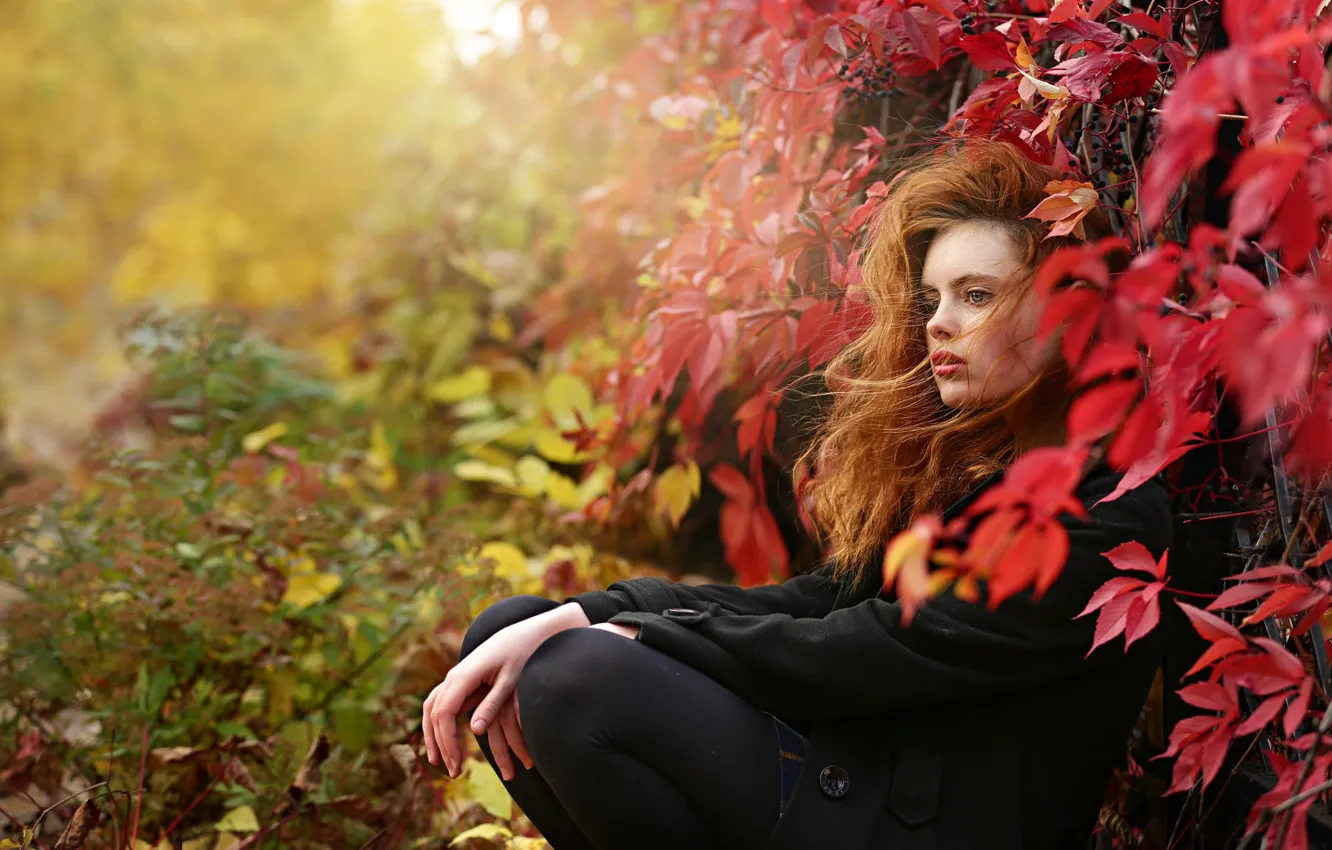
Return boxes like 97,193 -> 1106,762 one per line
0,1 -> 715,848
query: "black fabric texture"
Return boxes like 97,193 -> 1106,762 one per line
460,594 -> 783,850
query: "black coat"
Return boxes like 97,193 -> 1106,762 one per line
567,460 -> 1171,850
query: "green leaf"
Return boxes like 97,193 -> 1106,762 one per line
145,667 -> 174,715
169,414 -> 204,433
215,721 -> 255,741
332,703 -> 373,754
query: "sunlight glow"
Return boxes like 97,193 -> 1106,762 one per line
433,0 -> 524,65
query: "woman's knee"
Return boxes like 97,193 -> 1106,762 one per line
516,627 -> 641,726
460,595 -> 561,659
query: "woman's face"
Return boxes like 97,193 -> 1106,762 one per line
919,220 -> 1059,410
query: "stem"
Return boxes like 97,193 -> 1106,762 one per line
1273,699 -> 1332,846
126,723 -> 150,850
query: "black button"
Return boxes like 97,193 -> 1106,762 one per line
818,765 -> 850,798
661,607 -> 707,625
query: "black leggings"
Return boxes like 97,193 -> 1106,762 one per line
459,595 -> 804,850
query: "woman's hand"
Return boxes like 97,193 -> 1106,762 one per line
422,603 -> 590,780
589,622 -> 640,640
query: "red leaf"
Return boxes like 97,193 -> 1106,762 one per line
1078,575 -> 1149,618
1177,681 -> 1235,713
1107,392 -> 1160,470
958,32 -> 1015,71
1178,601 -> 1245,642
1103,539 -> 1165,579
902,7 -> 941,69
1033,519 -> 1071,598
1284,676 -> 1315,737
824,24 -> 849,58
709,463 -> 754,506
1124,587 -> 1163,647
804,18 -> 834,68
1243,585 -> 1324,626
1067,380 -> 1140,445
1235,693 -> 1286,736
1112,12 -> 1168,39
1207,580 -> 1278,611
1089,591 -> 1137,653
1186,636 -> 1247,678
1139,56 -> 1230,231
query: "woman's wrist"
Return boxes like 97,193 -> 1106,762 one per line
546,601 -> 592,631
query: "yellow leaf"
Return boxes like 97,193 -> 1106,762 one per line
545,471 -> 580,509
575,462 -> 615,508
214,805 -> 259,834
463,758 -> 512,820
1015,35 -> 1035,71
473,542 -> 529,583
366,421 -> 397,492
427,366 -> 491,404
514,455 -> 550,496
1018,69 -> 1069,100
182,838 -> 213,850
882,526 -> 931,586
454,460 -> 518,488
465,444 -> 518,469
543,374 -> 594,429
534,428 -> 584,463
449,824 -> 513,847
242,422 -> 288,454
508,838 -> 550,850
653,463 -> 699,526
489,313 -> 514,342
281,572 -> 342,609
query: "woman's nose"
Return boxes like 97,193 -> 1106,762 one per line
926,307 -> 954,340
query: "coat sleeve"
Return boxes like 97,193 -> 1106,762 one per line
564,561 -> 849,624
604,476 -> 1171,720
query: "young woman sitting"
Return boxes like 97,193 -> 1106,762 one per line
421,138 -> 1170,850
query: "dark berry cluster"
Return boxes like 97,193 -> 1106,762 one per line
836,58 -> 902,103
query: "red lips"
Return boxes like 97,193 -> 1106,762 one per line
931,351 -> 965,366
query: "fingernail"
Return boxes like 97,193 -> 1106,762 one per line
472,720 -> 487,734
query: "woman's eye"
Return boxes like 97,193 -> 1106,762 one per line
966,289 -> 991,305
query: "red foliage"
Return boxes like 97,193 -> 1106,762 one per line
534,0 -> 1332,838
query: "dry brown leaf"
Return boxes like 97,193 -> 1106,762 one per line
53,799 -> 100,850
272,733 -> 330,819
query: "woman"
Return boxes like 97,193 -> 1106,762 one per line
421,139 -> 1171,850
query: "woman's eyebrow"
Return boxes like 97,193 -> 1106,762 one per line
919,272 -> 1000,291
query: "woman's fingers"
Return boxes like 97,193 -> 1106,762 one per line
470,672 -> 515,736
500,699 -> 533,772
488,722 -> 516,781
431,667 -> 482,778
421,691 -> 441,766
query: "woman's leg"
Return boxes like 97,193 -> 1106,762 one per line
514,626 -> 781,850
459,595 -> 598,850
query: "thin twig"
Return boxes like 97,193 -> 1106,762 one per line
126,723 -> 149,850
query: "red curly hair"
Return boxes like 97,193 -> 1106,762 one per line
791,139 -> 1119,585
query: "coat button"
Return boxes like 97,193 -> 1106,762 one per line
818,765 -> 850,798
